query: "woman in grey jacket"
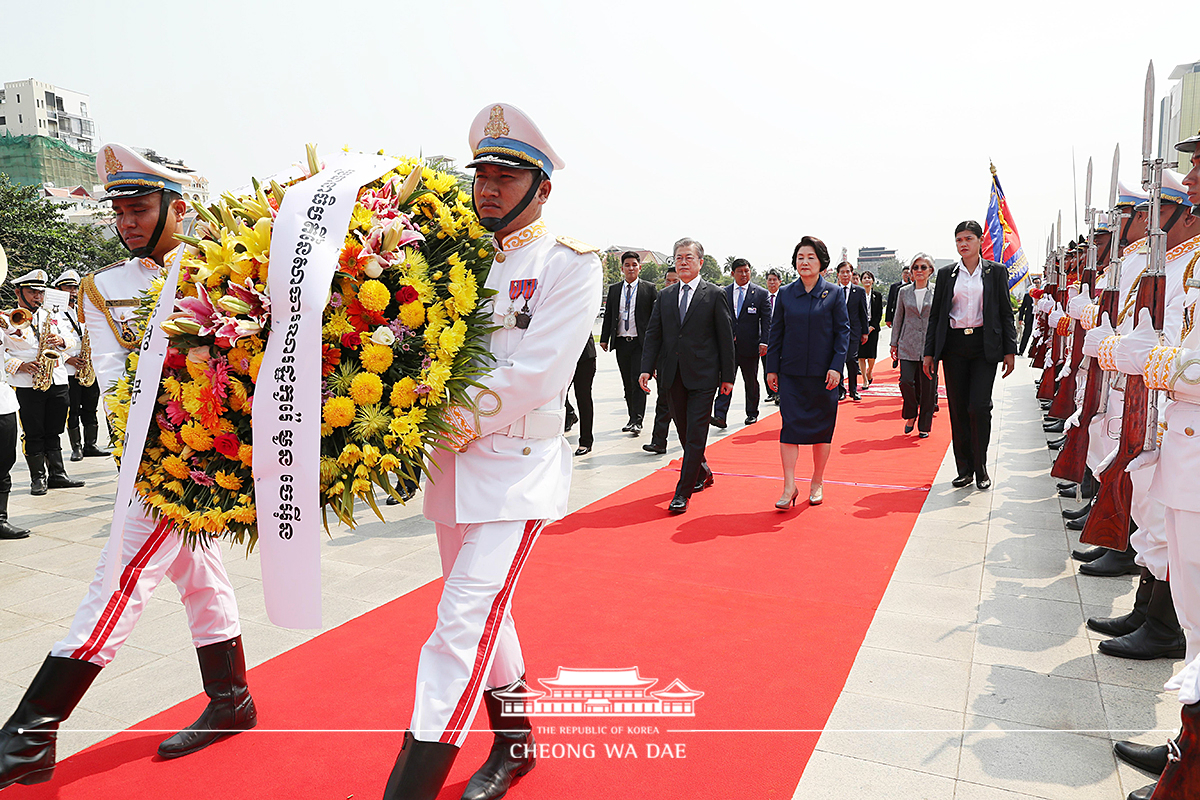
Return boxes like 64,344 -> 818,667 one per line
889,253 -> 937,436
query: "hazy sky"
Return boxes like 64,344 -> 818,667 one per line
4,1 -> 1197,271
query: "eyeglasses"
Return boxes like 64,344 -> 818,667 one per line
911,265 -> 931,271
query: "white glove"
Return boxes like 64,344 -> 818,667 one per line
1067,284 -> 1092,319
1095,443 -> 1118,474
1037,296 -> 1055,314
1083,312 -> 1114,358
1127,447 -> 1160,472
1048,307 -> 1065,330
1063,406 -> 1083,432
1057,361 -> 1072,381
1114,308 -> 1158,376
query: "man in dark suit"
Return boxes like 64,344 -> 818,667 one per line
885,266 -> 911,327
712,258 -> 771,427
923,220 -> 1018,490
835,261 -> 869,400
761,269 -> 783,403
643,266 -> 678,455
600,251 -> 658,435
640,238 -> 735,514
1016,276 -> 1038,355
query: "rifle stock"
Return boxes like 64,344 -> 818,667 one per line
1047,324 -> 1082,418
1051,356 -> 1102,483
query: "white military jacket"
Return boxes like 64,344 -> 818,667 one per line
3,305 -> 78,389
80,254 -> 164,396
423,220 -> 603,525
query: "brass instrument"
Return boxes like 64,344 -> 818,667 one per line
30,310 -> 62,392
75,320 -> 96,387
0,307 -> 32,331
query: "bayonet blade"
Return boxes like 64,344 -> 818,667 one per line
1142,61 -> 1155,185
1109,144 -> 1120,209
1057,211 -> 1062,249
1085,157 -> 1094,212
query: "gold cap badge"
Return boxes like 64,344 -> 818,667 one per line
483,105 -> 510,138
104,146 -> 123,175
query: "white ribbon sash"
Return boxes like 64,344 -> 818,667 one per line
254,153 -> 395,629
101,250 -> 183,594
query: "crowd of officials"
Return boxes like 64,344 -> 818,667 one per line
574,220 -> 1014,514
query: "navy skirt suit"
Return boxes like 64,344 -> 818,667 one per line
765,277 -> 851,444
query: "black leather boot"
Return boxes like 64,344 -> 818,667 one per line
1130,783 -> 1156,799
1099,579 -> 1187,660
25,454 -> 47,496
1151,702 -> 1200,798
45,451 -> 83,489
157,637 -> 257,758
82,425 -> 110,458
67,428 -> 83,462
1065,513 -> 1090,531
383,731 -> 459,800
0,655 -> 101,789
1071,544 -> 1106,561
1064,500 -> 1094,521
0,492 -> 30,540
1079,543 -> 1140,577
1044,418 -> 1065,433
1114,738 -> 1170,775
1089,567 -> 1153,636
461,679 -> 537,800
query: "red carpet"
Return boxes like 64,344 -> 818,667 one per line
11,366 -> 951,800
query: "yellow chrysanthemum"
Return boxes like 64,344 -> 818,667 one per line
400,300 -> 425,329
159,430 -> 183,453
180,422 -> 214,451
349,372 -> 383,405
163,455 -> 190,480
438,319 -> 467,359
228,506 -> 257,525
352,478 -> 373,496
360,342 -> 394,374
249,352 -> 265,382
322,309 -> 356,342
215,471 -> 243,491
358,280 -> 390,313
227,345 -> 252,375
349,203 -> 374,232
162,375 -> 182,401
164,480 -> 186,496
323,396 -> 356,428
380,453 -> 400,472
447,263 -> 478,317
360,444 -> 381,468
390,377 -> 419,408
422,360 -> 451,400
238,443 -> 254,468
337,444 -> 362,466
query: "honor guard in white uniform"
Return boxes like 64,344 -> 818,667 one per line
0,144 -> 255,791
0,246 -> 31,540
4,269 -> 83,496
383,104 -> 602,800
52,270 -> 108,462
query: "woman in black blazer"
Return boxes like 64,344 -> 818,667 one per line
857,270 -> 885,386
922,220 -> 1017,490
766,236 -> 850,508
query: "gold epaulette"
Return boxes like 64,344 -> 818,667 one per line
556,236 -> 599,254
80,272 -> 141,350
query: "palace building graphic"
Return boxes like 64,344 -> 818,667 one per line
494,667 -> 704,717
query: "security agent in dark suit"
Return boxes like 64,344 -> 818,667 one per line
640,237 -> 735,514
923,220 -> 1017,490
885,267 -> 912,327
834,262 -> 869,400
712,258 -> 771,427
600,251 -> 658,435
761,269 -> 783,403
644,266 -> 679,455
1016,278 -> 1037,355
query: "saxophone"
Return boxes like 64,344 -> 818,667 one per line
30,310 -> 62,391
75,315 -> 96,387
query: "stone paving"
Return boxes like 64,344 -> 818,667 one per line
0,353 -> 1180,799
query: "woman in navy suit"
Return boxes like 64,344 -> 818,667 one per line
766,236 -> 850,507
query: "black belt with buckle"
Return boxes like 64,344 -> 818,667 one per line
618,335 -> 638,340
951,326 -> 976,335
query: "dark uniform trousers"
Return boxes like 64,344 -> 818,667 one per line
67,376 -> 101,437
614,336 -> 647,425
649,384 -> 672,447
16,385 -> 69,457
666,375 -> 716,497
941,328 -> 997,478
0,412 -> 16,493
712,352 -> 760,421
567,352 -> 596,449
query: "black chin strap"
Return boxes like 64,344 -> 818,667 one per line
116,191 -> 172,259
1161,203 -> 1188,235
474,172 -> 544,233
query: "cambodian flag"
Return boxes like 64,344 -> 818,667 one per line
982,164 -> 1030,294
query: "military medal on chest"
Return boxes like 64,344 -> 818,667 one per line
506,278 -> 537,330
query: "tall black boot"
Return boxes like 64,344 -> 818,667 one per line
25,454 -> 47,496
1099,579 -> 1187,660
1079,542 -> 1140,577
0,655 -> 101,789
1089,567 -> 1154,636
0,492 -> 30,540
157,637 -> 257,758
462,679 -> 537,800
1114,736 -> 1171,775
45,451 -> 83,489
82,424 -> 110,458
383,731 -> 459,800
67,428 -> 83,462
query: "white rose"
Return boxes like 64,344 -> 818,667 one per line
370,326 -> 396,346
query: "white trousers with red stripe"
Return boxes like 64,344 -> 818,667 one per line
410,519 -> 543,747
50,509 -> 241,667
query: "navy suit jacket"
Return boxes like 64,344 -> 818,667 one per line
723,281 -> 771,360
641,279 -> 736,390
765,277 -> 850,377
837,283 -> 869,341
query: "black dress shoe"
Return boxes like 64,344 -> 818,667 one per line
643,443 -> 666,455
850,392 -> 861,401
1057,484 -> 1081,498
1056,480 -> 1077,490
1127,782 -> 1156,800
1071,544 -> 1106,561
838,388 -> 847,400
1048,436 -> 1067,450
1063,502 -> 1093,520
629,424 -> 642,436
668,495 -> 689,514
564,409 -> 578,433
745,416 -> 758,425
1080,548 -> 1141,577
976,471 -> 992,490
574,446 -> 591,456
693,473 -> 714,493
1098,624 -> 1187,660
1114,740 -> 1169,775
951,474 -> 974,488
621,422 -> 634,432
710,416 -> 727,429
1065,514 -> 1089,531
1044,419 -> 1065,433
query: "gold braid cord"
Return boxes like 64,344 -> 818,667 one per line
80,273 -> 140,351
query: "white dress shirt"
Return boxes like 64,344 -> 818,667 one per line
620,279 -> 638,337
949,261 -> 985,328
678,274 -> 700,317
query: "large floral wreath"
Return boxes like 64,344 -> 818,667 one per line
107,149 -> 496,547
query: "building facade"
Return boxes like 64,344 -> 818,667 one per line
0,79 -> 98,154
1164,61 -> 1200,174
857,246 -> 897,269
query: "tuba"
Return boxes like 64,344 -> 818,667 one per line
30,310 -> 62,391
